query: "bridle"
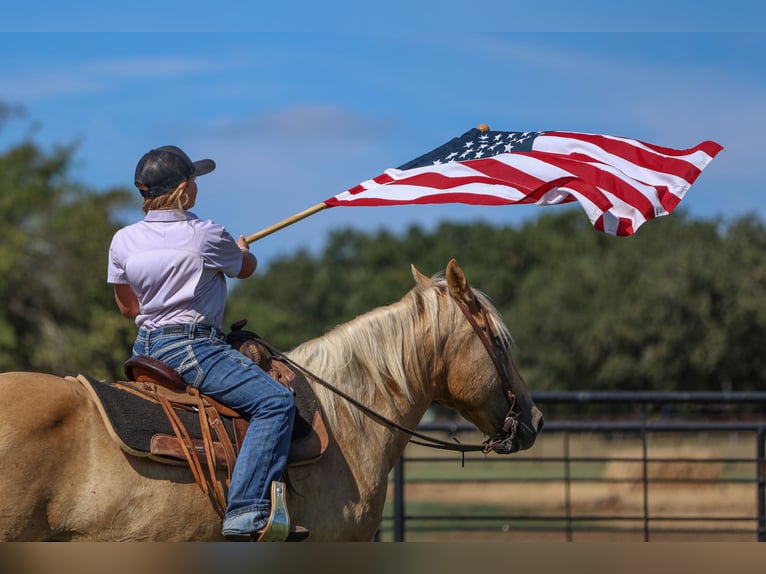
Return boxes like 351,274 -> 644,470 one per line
449,291 -> 520,454
260,288 -> 521,455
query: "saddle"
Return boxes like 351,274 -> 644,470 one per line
75,321 -> 329,515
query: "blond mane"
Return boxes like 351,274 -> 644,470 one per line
288,274 -> 511,429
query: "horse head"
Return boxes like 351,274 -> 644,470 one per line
412,259 -> 543,454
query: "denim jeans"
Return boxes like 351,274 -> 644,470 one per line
133,323 -> 295,535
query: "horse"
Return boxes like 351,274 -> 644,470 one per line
0,259 -> 543,541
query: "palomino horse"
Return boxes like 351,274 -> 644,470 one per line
0,259 -> 543,541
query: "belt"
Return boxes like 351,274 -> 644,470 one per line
145,323 -> 224,339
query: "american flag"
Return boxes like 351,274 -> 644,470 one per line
325,127 -> 723,236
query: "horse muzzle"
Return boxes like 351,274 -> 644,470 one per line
485,405 -> 544,454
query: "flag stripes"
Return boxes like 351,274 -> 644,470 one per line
326,128 -> 723,236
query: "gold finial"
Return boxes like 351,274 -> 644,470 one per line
476,123 -> 490,132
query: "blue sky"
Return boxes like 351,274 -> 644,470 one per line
1,23 -> 764,266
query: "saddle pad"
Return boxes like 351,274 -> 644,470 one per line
77,373 -> 236,462
75,367 -> 326,465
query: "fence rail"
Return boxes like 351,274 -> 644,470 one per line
378,391 -> 766,542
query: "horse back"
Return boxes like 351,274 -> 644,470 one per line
0,371 -> 226,541
0,371 -> 90,430
0,372 -> 99,540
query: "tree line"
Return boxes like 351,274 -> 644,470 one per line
2,122 -> 765,393
229,212 -> 766,394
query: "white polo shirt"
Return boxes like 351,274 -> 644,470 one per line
107,209 -> 244,330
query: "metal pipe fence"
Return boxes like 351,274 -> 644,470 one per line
378,391 -> 766,542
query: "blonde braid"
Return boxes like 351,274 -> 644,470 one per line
141,181 -> 188,214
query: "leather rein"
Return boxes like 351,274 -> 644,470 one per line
259,290 -> 520,455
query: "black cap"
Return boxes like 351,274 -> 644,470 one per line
134,145 -> 216,198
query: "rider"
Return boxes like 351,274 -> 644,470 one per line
106,145 -> 307,541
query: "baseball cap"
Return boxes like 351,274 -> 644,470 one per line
134,145 -> 216,198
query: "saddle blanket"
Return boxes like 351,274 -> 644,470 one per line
74,369 -> 327,467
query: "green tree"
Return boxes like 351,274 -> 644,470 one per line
0,119 -> 137,378
228,209 -> 766,393
4,107 -> 764,394
504,212 -> 766,392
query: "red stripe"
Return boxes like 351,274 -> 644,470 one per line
555,179 -> 613,212
335,157 -> 617,210
462,157 -> 548,191
614,136 -> 723,160
382,170 -> 544,196
594,214 -> 604,233
345,173 -> 394,195
615,217 -> 635,236
328,191 -> 525,207
550,131 -> 722,158
532,153 -> 658,219
593,214 -> 635,236
656,186 -> 680,213
543,132 -> 717,182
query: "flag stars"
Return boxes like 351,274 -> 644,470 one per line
408,130 -> 547,166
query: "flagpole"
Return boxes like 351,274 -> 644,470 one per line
244,125 -> 491,244
245,202 -> 330,244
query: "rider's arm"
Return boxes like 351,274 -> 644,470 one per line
114,284 -> 140,319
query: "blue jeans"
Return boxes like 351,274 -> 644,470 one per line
133,323 -> 295,535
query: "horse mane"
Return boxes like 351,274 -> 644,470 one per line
288,273 -> 512,430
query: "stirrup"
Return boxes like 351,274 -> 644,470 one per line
255,481 -> 309,542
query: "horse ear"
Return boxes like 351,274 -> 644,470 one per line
446,259 -> 472,304
411,264 -> 431,289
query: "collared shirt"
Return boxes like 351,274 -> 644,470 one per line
107,209 -> 244,330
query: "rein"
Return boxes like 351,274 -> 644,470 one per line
259,339 -> 488,454
256,289 -> 519,455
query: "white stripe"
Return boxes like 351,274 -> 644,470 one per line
334,182 -> 530,203
533,133 -> 706,193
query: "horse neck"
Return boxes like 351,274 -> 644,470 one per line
288,290 -> 451,467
